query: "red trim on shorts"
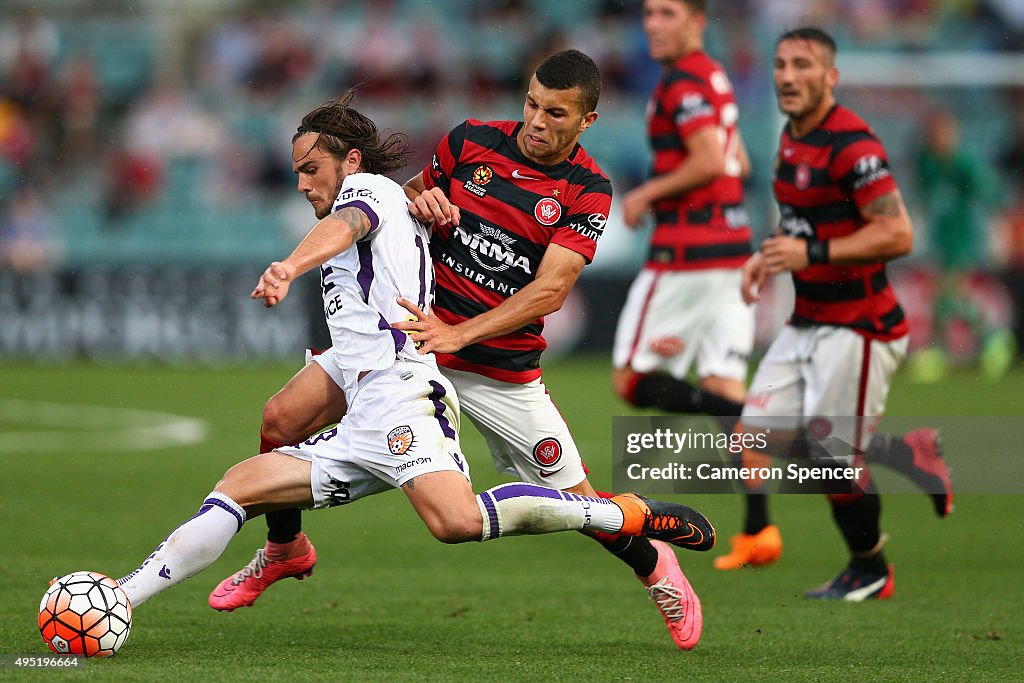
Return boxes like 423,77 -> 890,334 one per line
627,271 -> 662,367
827,338 -> 874,504
854,336 -> 872,455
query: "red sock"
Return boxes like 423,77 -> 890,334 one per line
260,430 -> 286,454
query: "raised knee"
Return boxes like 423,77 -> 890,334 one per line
612,369 -> 638,403
261,398 -> 295,443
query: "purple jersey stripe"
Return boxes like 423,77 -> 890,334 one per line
377,314 -> 407,354
391,328 -> 407,353
427,380 -> 457,439
340,199 -> 380,233
202,496 -> 245,531
489,482 -> 563,503
479,491 -> 501,540
415,234 -> 427,309
356,240 -> 374,302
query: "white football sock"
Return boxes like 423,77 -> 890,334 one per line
117,492 -> 245,606
475,483 -> 624,541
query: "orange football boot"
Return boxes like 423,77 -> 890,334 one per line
712,524 -> 782,570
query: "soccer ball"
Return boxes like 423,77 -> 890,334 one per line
38,571 -> 132,657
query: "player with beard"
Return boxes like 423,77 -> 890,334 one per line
734,28 -> 952,599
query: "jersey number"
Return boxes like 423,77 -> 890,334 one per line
718,103 -> 742,178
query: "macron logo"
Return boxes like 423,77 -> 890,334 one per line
450,452 -> 465,472
512,169 -> 540,180
158,565 -> 171,580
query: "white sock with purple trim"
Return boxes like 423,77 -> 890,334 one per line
475,483 -> 624,541
117,491 -> 246,606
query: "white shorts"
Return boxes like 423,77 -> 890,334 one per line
278,359 -> 471,508
742,325 -> 909,452
612,268 -> 754,381
311,347 -> 365,398
439,367 -> 588,490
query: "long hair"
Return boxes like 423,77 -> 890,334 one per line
293,90 -> 408,175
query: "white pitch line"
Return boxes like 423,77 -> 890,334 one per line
0,398 -> 208,453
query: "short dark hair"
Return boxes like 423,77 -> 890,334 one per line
294,90 -> 408,175
534,49 -> 602,114
777,27 -> 837,58
674,0 -> 707,13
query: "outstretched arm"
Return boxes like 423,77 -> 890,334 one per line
393,244 -> 586,354
252,206 -> 372,307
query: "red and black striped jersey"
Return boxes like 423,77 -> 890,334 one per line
773,104 -> 907,340
422,119 -> 612,383
646,50 -> 750,271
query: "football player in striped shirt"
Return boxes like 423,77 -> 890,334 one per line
608,0 -> 765,571
399,50 -> 708,649
735,28 -> 952,600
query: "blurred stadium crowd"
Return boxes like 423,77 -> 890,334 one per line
1,0 -> 1023,363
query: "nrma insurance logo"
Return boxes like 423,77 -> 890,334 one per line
452,224 -> 532,275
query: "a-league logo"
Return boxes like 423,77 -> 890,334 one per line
534,198 -> 562,226
533,437 -> 562,467
472,165 -> 493,185
387,425 -> 414,455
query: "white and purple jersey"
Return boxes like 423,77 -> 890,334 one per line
319,173 -> 434,371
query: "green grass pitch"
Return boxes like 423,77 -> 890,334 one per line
1,356 -> 1021,681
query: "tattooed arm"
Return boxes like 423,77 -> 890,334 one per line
826,190 -> 914,265
761,191 -> 913,274
252,205 -> 374,307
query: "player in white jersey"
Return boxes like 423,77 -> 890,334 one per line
109,94 -> 715,623
304,170 -> 435,396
